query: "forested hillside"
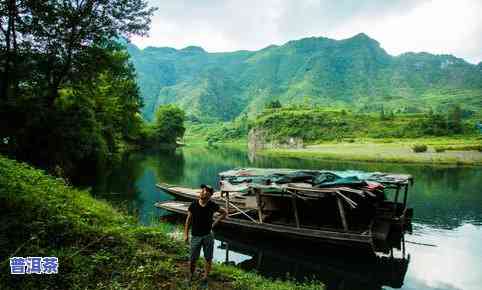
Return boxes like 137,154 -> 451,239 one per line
128,33 -> 482,122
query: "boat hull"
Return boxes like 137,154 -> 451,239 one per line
155,200 -> 375,252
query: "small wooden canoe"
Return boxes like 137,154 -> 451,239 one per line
156,183 -> 257,209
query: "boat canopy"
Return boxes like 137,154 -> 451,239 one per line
219,168 -> 413,189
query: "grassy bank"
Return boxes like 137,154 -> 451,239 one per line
0,155 -> 323,290
260,138 -> 482,166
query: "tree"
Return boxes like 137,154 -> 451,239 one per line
0,0 -> 156,177
379,105 -> 386,120
388,110 -> 395,119
26,46 -> 144,177
302,96 -> 312,108
420,111 -> 447,136
154,105 -> 186,144
265,99 -> 282,109
1,0 -> 155,105
447,105 -> 463,134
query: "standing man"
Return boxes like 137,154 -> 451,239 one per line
184,184 -> 227,284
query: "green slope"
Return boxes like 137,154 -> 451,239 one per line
0,155 -> 324,290
127,33 -> 482,121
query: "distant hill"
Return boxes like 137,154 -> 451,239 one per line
127,33 -> 482,121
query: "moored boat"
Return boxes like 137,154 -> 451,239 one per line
155,168 -> 413,253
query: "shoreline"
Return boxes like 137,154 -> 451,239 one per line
0,155 -> 324,290
258,142 -> 482,166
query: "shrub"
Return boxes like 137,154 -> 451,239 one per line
412,144 -> 428,153
435,145 -> 482,152
435,147 -> 446,153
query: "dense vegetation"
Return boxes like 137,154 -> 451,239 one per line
0,0 -> 187,179
252,105 -> 479,143
137,104 -> 186,148
127,34 -> 482,122
0,155 -> 323,290
185,102 -> 480,144
187,113 -> 250,144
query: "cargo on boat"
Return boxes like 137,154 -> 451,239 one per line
155,168 -> 413,253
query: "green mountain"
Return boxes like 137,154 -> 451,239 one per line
127,33 -> 482,121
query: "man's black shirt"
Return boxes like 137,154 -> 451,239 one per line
188,200 -> 220,236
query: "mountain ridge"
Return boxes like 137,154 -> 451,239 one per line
127,33 -> 482,121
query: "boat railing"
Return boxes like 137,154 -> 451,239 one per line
220,185 -> 356,231
220,180 -> 412,235
221,192 -> 258,223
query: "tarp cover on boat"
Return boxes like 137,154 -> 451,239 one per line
219,168 -> 412,187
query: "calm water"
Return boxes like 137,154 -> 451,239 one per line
90,145 -> 482,290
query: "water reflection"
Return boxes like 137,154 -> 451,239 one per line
155,149 -> 186,184
89,144 -> 482,290
214,229 -> 409,290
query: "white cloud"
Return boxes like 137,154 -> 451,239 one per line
357,0 -> 482,63
132,0 -> 482,63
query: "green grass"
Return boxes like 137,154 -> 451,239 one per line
211,264 -> 322,290
260,140 -> 482,166
365,136 -> 482,146
0,155 -> 324,290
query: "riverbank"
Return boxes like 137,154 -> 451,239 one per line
259,138 -> 482,166
0,155 -> 323,290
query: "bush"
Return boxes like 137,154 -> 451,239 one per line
412,144 -> 428,153
470,145 -> 481,151
434,145 -> 482,152
435,147 -> 446,153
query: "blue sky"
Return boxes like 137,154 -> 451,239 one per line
132,0 -> 482,64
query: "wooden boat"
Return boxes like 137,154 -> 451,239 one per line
155,168 -> 414,253
156,200 -> 377,250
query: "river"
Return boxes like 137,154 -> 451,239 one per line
89,145 -> 482,290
